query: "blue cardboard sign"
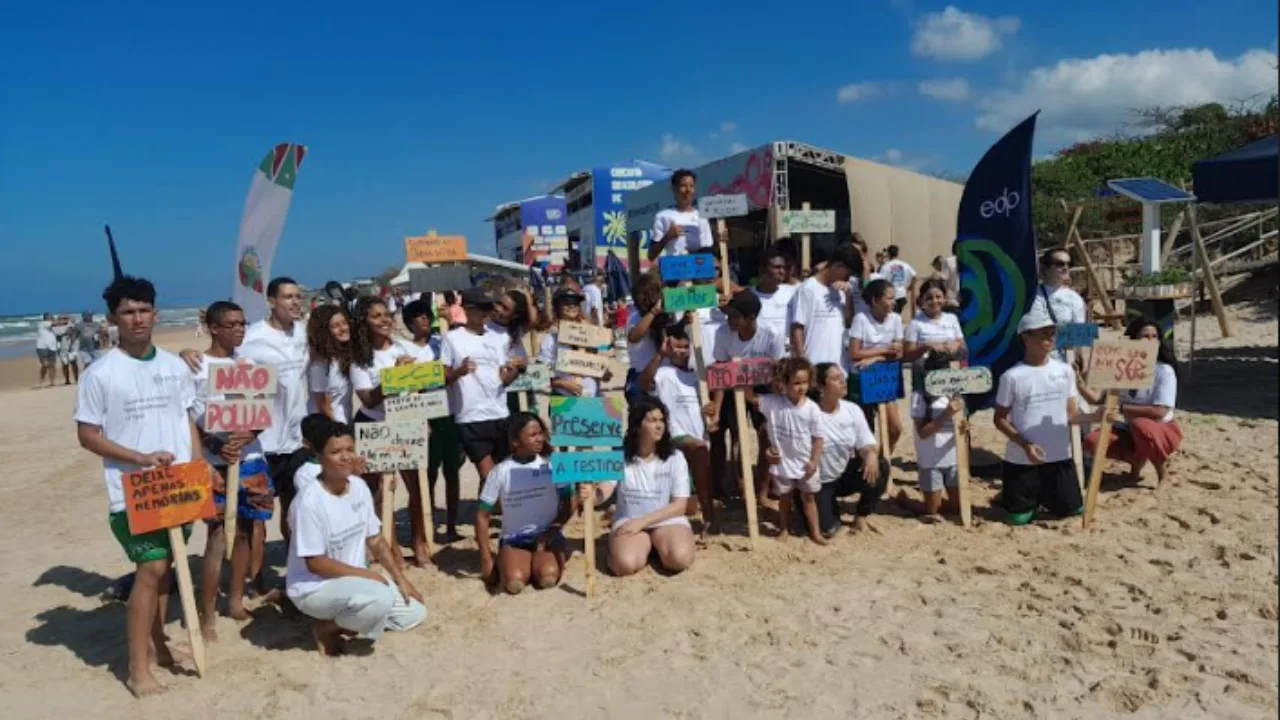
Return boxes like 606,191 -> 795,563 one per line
551,450 -> 625,484
549,396 -> 625,447
858,361 -> 904,405
659,254 -> 717,282
1055,322 -> 1099,349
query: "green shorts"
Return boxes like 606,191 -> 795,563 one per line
428,416 -> 464,473
108,511 -> 192,564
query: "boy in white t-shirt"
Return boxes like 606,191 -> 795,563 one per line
74,275 -> 206,697
647,169 -> 715,260
879,245 -> 918,315
789,243 -> 860,371
993,310 -> 1105,526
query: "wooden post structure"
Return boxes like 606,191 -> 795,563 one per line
954,403 -> 972,528
223,464 -> 241,561
1067,349 -> 1085,492
168,528 -> 207,677
381,472 -> 396,545
582,465 -> 596,599
1082,394 -> 1119,529
715,223 -> 760,547
1159,207 -> 1187,267
1187,205 -> 1231,338
800,201 -> 812,273
1060,200 -> 1118,322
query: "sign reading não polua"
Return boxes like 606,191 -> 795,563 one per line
549,396 -> 624,447
205,399 -> 274,433
662,284 -> 719,313
208,362 -> 277,396
1088,339 -> 1158,390
780,209 -> 836,234
706,358 -> 775,391
380,361 -> 445,395
696,193 -> 749,219
923,367 -> 993,397
551,450 -> 625,484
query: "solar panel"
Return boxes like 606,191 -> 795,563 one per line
1106,177 -> 1195,204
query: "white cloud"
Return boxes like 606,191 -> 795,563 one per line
836,82 -> 881,104
873,148 -> 932,171
911,6 -> 1019,61
919,77 -> 971,101
729,142 -> 748,154
659,133 -> 700,164
976,47 -> 1280,141
720,121 -> 738,133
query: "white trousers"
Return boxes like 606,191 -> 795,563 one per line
294,576 -> 426,639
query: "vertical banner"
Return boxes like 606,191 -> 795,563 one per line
521,195 -> 569,271
593,162 -> 671,268
234,143 -> 307,323
954,113 -> 1039,411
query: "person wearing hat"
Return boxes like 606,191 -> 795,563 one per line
992,308 -> 1105,526
441,287 -> 528,490
538,288 -> 608,398
709,290 -> 785,503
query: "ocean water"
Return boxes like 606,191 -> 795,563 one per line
0,308 -> 202,360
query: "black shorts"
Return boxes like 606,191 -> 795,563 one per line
458,418 -> 510,465
266,448 -> 312,504
893,297 -> 908,314
1000,459 -> 1082,519
715,391 -> 764,437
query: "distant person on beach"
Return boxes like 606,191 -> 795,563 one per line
56,316 -> 79,384
879,245 -> 918,315
35,312 -> 59,387
931,255 -> 961,313
76,311 -> 100,367
74,275 -> 204,696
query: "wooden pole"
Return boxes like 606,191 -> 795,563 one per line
1082,394 -> 1119,529
1060,200 -> 1118,321
1067,349 -> 1085,492
583,483 -> 596,599
168,528 -> 207,677
1159,208 -> 1186,267
877,403 -> 891,498
381,472 -> 395,545
800,201 -> 811,274
1188,205 -> 1232,338
222,462 -> 240,561
954,403 -> 972,528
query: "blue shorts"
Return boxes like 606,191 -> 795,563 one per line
499,530 -> 566,552
918,466 -> 958,493
212,455 -> 275,523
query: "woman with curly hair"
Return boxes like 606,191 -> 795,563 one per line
579,396 -> 695,576
306,305 -> 355,423
624,270 -> 667,398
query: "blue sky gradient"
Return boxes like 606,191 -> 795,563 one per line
1,0 -> 1275,313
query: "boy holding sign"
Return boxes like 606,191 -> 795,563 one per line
75,276 -> 206,696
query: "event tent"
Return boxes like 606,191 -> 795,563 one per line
1192,135 -> 1278,204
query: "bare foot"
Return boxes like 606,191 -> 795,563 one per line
227,605 -> 251,622
851,517 -> 879,535
152,643 -> 190,670
200,620 -> 218,644
409,542 -> 431,567
127,670 -> 166,698
312,622 -> 345,657
808,532 -> 829,546
920,513 -> 943,525
706,518 -> 722,536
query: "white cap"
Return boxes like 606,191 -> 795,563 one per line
1017,308 -> 1055,334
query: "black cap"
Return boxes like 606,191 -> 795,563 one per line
553,288 -> 585,306
723,290 -> 761,319
460,287 -> 496,308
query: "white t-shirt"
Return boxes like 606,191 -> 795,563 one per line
653,363 -> 705,441
698,309 -> 725,371
285,477 -> 379,601
293,461 -> 322,496
651,208 -> 713,256
350,339 -> 414,421
613,453 -> 691,530
583,284 -> 605,325
759,394 -> 825,480
790,276 -> 850,371
441,325 -> 520,425
477,456 -> 564,542
539,332 -> 598,398
36,320 -> 57,351
909,392 -> 957,470
191,354 -> 266,467
994,359 -> 1079,465
307,358 -> 354,424
73,348 -> 197,513
1121,363 -> 1177,423
1030,283 -> 1087,325
814,400 -> 876,483
626,305 -> 659,374
752,285 -> 796,352
849,310 -> 904,350
881,259 -> 917,300
239,320 -> 310,454
713,324 -> 785,362
905,312 -> 963,346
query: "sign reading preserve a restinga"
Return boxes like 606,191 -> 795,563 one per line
549,396 -> 625,446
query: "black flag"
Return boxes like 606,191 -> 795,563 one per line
104,225 -> 124,279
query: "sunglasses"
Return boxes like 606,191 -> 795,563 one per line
1048,260 -> 1070,269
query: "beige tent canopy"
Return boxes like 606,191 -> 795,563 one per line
842,156 -> 963,275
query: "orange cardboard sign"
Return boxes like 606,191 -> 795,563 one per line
406,235 -> 468,264
124,460 -> 217,535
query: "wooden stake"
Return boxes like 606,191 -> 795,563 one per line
800,201 -> 811,274
168,528 -> 207,678
954,404 -> 972,528
583,483 -> 596,599
1187,205 -> 1232,338
417,461 -> 435,560
381,472 -> 395,546
877,403 -> 892,498
1082,394 -> 1119,529
1060,200 -> 1117,320
1067,349 -> 1085,492
731,361 -> 760,550
222,463 -> 240,561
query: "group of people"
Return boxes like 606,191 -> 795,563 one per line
35,311 -> 113,387
73,168 -> 1184,697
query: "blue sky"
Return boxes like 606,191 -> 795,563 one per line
1,0 -> 1275,314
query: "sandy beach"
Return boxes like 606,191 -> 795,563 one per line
1,290 -> 1275,719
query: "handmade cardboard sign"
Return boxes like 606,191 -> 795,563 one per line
406,234 -> 468,264
780,209 -> 836,234
659,254 -> 717,283
385,391 -> 450,424
507,362 -> 551,393
1088,339 -> 1158,390
858,361 -> 904,404
409,265 -> 472,293
125,460 -> 217,535
697,193 -> 749,219
662,284 -> 719,313
551,450 -> 625,484
555,348 -> 612,379
208,362 -> 277,396
205,399 -> 274,433
923,367 -> 993,397
380,361 -> 446,395
707,357 -> 775,391
356,422 -> 429,472
1056,322 -> 1099,349
549,395 -> 625,447
558,321 -> 614,350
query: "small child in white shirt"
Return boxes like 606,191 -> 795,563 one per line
758,358 -> 827,545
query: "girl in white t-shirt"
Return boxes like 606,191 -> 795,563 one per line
625,272 -> 666,397
581,396 -> 696,576
903,278 -> 966,363
639,322 -> 719,536
305,305 -> 355,424
758,358 -> 827,545
475,413 -> 572,595
848,279 -> 905,453
809,362 -> 886,537
540,289 -> 604,398
897,351 -> 965,524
